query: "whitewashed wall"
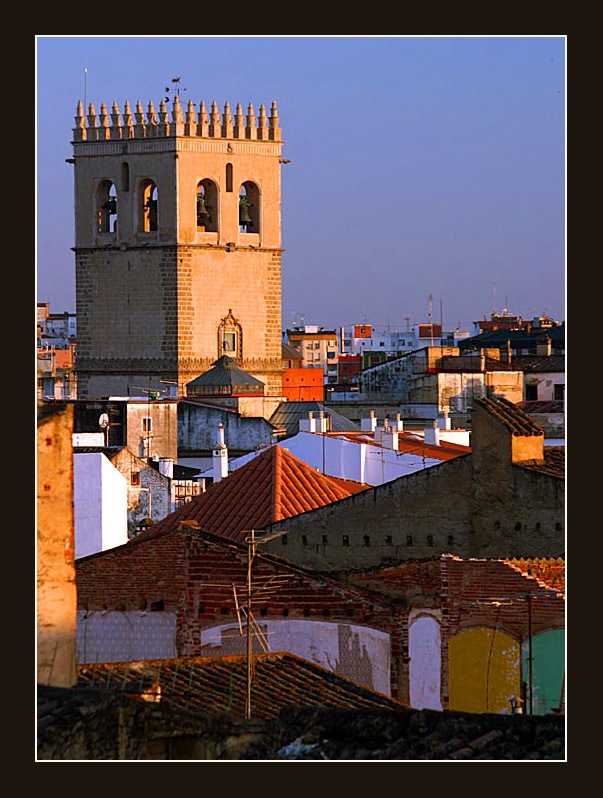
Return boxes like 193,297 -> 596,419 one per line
408,610 -> 442,710
211,431 -> 445,487
76,611 -> 178,663
200,619 -> 391,695
74,452 -> 128,559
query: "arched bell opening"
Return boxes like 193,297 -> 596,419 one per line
196,179 -> 218,233
239,181 -> 260,233
97,180 -> 117,234
139,179 -> 158,233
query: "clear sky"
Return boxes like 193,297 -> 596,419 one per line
36,35 -> 566,333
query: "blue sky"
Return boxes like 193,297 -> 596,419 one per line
36,35 -> 566,333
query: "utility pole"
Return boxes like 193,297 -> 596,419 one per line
243,529 -> 287,719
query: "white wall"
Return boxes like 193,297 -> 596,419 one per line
205,431 -> 446,487
74,452 -> 128,559
408,611 -> 442,710
200,619 -> 391,695
76,611 -> 177,663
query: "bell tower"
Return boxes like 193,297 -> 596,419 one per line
70,94 -> 285,407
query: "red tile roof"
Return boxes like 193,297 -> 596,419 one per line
503,557 -> 565,596
77,653 -> 405,720
324,430 -> 470,462
136,446 -> 369,543
476,397 -> 544,436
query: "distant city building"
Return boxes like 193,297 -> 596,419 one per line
286,326 -> 339,384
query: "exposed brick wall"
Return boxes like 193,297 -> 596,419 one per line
75,529 -> 564,707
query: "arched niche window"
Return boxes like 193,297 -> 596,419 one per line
218,309 -> 242,360
239,181 -> 260,233
139,179 -> 158,233
97,180 -> 117,234
226,163 -> 233,193
121,162 -> 130,192
196,179 -> 218,233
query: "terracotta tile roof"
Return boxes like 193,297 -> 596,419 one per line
511,355 -> 565,373
326,430 -> 470,462
76,653 -> 405,720
503,557 -> 565,596
517,400 -> 564,415
135,446 -> 369,543
476,397 -> 544,436
518,446 -> 565,478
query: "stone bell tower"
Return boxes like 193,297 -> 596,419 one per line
70,94 -> 285,406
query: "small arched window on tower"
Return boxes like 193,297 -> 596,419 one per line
196,179 -> 218,233
226,163 -> 233,193
121,162 -> 130,192
239,181 -> 259,233
139,179 -> 158,233
218,310 -> 242,360
97,180 -> 117,234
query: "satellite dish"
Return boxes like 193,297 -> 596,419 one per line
99,413 -> 110,429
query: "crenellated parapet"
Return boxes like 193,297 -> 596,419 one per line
73,96 -> 282,143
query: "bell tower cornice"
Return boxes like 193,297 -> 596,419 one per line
73,97 -> 283,146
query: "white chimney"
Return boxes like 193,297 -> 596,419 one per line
424,420 -> 441,446
391,413 -> 404,431
437,408 -> 451,430
361,410 -> 377,433
299,411 -> 317,433
318,410 -> 328,433
381,426 -> 399,450
158,457 -> 174,479
212,423 -> 229,482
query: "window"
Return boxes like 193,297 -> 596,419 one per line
142,417 -> 152,433
406,535 -> 413,546
525,384 -> 538,401
139,179 -> 158,232
97,180 -> 117,234
121,162 -> 130,192
226,163 -> 233,192
239,181 -> 259,232
131,472 -> 140,486
218,310 -> 242,359
342,535 -> 349,547
196,179 -> 218,232
427,535 -> 434,547
222,332 -> 236,352
554,384 -> 565,400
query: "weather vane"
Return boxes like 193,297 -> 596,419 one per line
164,76 -> 187,102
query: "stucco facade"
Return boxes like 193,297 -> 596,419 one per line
37,403 -> 77,687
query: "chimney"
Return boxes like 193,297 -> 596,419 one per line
536,337 -> 552,357
299,410 -> 317,433
381,425 -> 399,450
318,410 -> 328,433
212,423 -> 229,483
437,408 -> 451,430
503,339 -> 512,366
158,457 -> 174,479
424,420 -> 441,446
391,412 -> 404,432
360,410 -> 377,433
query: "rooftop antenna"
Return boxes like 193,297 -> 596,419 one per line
83,65 -> 88,110
428,294 -> 434,346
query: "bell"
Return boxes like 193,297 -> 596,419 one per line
239,201 -> 252,226
197,194 -> 209,220
104,197 -> 117,215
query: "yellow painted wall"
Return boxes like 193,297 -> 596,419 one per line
449,628 -> 520,714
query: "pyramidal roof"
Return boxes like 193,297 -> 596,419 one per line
136,445 -> 369,543
186,355 -> 265,391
